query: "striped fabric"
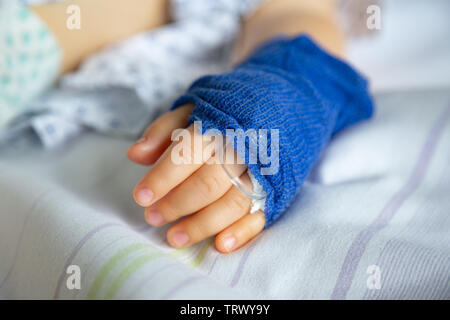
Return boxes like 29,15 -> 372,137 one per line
0,89 -> 448,299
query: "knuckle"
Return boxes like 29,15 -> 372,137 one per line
195,173 -> 223,200
243,214 -> 265,237
150,119 -> 168,136
243,221 -> 257,237
158,200 -> 180,222
185,220 -> 207,240
224,190 -> 249,213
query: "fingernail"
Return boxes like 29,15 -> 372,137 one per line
172,231 -> 189,247
146,208 -> 164,226
135,188 -> 153,206
223,236 -> 236,252
133,136 -> 154,151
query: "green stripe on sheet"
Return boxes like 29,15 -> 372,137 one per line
87,239 -> 213,299
190,239 -> 213,267
169,246 -> 192,258
87,243 -> 151,299
104,252 -> 164,299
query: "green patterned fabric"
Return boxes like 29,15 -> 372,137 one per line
0,0 -> 61,127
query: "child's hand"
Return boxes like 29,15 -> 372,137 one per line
127,104 -> 265,253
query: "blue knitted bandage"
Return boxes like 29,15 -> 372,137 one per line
171,35 -> 374,227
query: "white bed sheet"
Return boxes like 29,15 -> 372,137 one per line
1,89 -> 449,299
1,0 -> 450,300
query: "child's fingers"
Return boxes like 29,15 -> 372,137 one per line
145,162 -> 247,226
166,173 -> 253,248
127,104 -> 193,165
215,210 -> 266,254
133,124 -> 214,207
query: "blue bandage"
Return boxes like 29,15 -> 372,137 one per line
171,35 -> 374,226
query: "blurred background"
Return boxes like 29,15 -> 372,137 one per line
346,0 -> 450,92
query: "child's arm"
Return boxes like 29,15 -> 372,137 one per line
233,0 -> 344,63
32,0 -> 170,73
32,0 -> 341,74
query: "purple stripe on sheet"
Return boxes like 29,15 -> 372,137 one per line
0,189 -> 51,289
363,160 -> 450,299
207,253 -> 221,276
161,276 -> 204,299
331,104 -> 450,299
53,222 -> 123,299
230,244 -> 256,287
